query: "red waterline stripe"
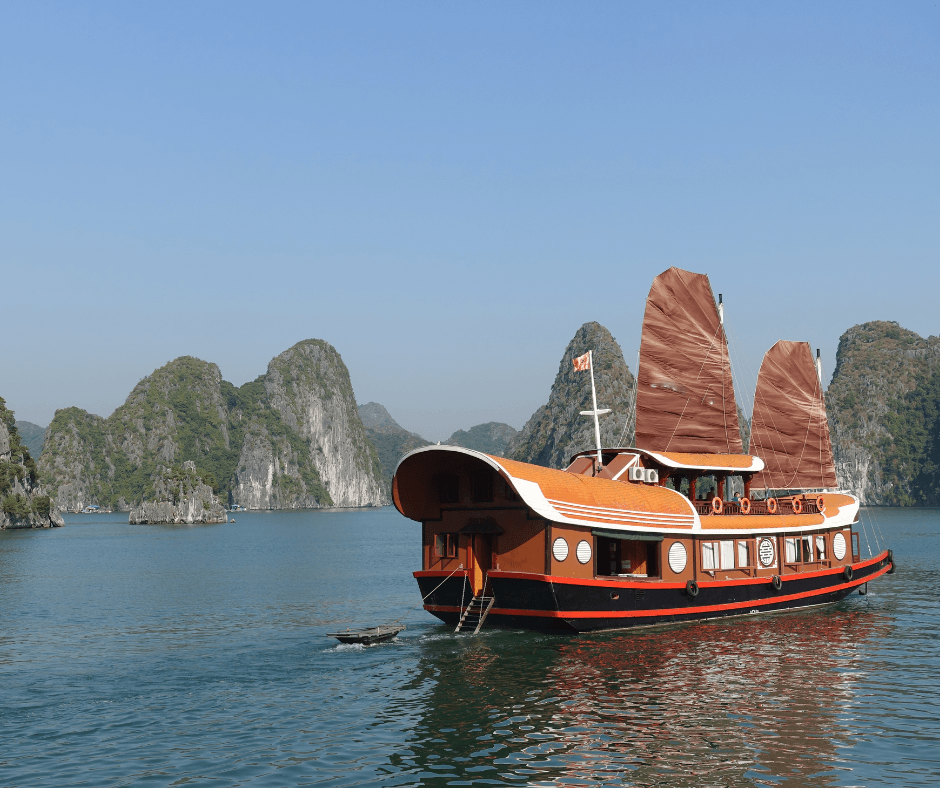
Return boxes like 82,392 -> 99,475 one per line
425,563 -> 892,620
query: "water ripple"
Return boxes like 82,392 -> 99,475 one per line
0,508 -> 938,786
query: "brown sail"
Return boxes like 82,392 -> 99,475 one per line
750,340 -> 837,490
635,267 -> 743,454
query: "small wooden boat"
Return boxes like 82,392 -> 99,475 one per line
327,625 -> 405,645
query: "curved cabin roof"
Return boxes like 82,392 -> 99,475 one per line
394,446 -> 856,535
568,447 -> 765,473
394,445 -> 697,533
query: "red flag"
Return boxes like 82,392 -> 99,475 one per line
572,352 -> 591,372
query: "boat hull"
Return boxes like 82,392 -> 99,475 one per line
416,550 -> 893,633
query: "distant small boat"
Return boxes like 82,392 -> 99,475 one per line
327,625 -> 405,645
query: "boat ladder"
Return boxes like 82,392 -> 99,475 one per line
455,593 -> 495,634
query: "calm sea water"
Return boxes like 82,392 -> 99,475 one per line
0,506 -> 936,787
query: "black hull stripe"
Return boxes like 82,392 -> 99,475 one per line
416,551 -> 892,631
428,563 -> 890,620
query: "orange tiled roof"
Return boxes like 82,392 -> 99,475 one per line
491,455 -> 696,529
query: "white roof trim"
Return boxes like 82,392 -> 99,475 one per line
641,450 -> 765,472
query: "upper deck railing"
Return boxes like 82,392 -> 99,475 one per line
693,497 -> 824,516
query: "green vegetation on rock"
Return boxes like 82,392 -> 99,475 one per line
15,421 -> 47,459
445,422 -> 518,455
358,402 -> 429,484
40,341 -> 387,512
1,396 -> 62,529
507,322 -> 636,469
827,321 -> 940,504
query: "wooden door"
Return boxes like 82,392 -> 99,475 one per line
621,540 -> 648,576
470,534 -> 493,595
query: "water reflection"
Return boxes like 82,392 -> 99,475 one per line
397,607 -> 890,786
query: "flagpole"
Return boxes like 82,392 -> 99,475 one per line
588,350 -> 603,466
576,349 -> 610,471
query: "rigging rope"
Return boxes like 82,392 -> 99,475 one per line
388,565 -> 464,625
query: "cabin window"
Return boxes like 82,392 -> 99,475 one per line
596,537 -> 659,577
720,540 -> 734,569
802,536 -> 814,562
785,536 -> 814,563
737,540 -> 753,567
702,542 -> 718,570
436,475 -> 459,504
815,535 -> 826,561
703,540 -> 744,570
470,472 -> 493,503
434,533 -> 457,558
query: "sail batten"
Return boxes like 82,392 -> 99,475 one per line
750,340 -> 837,490
635,268 -> 743,454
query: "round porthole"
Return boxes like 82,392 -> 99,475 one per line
576,540 -> 592,564
759,538 -> 776,567
552,537 -> 569,562
833,532 -> 847,561
667,541 -> 688,574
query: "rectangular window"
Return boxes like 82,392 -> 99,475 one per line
470,472 -> 493,502
786,536 -> 816,563
434,533 -> 457,558
436,475 -> 459,504
737,540 -> 752,567
815,535 -> 826,561
801,536 -> 814,562
720,540 -> 735,570
702,542 -> 719,570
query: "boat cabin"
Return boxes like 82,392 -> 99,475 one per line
394,444 -> 860,597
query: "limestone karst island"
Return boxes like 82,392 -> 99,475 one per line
5,318 -> 940,529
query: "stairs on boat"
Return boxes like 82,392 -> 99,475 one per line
455,593 -> 495,634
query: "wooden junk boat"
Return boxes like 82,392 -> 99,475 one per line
393,267 -> 895,633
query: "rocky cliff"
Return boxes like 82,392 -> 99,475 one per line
40,341 -> 387,511
358,402 -> 429,482
445,422 -> 518,455
1,397 -> 63,529
129,461 -> 227,524
827,321 -> 940,504
235,341 -> 386,509
507,322 -> 637,469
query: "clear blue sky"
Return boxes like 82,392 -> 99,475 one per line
2,1 -> 938,441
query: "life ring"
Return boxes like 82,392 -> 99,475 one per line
887,549 -> 896,574
711,497 -> 723,515
771,574 -> 782,591
767,498 -> 778,514
740,498 -> 751,515
816,496 -> 826,513
791,498 -> 803,514
843,565 -> 854,581
686,580 -> 699,598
